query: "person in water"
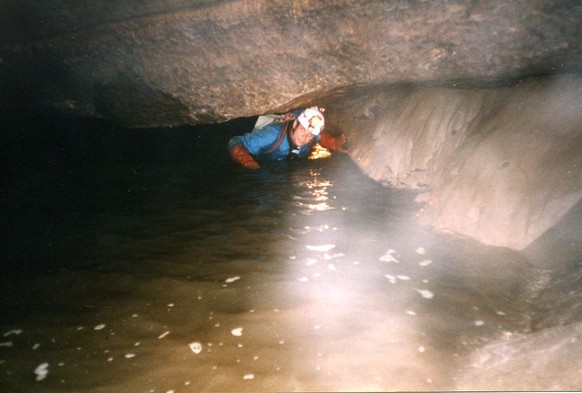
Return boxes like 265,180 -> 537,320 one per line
227,107 -> 346,169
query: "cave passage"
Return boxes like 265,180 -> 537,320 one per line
0,115 -> 580,391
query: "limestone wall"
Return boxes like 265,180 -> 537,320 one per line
323,76 -> 582,249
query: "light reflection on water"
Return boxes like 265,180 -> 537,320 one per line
1,119 -> 581,392
292,169 -> 334,213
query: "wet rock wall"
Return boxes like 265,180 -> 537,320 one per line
322,76 -> 582,250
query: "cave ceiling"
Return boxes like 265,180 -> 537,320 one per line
1,0 -> 581,127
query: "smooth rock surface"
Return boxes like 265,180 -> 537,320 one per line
1,0 -> 581,126
322,75 -> 582,250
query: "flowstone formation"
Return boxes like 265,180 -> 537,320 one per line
1,0 -> 581,251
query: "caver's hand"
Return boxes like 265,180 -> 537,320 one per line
319,130 -> 347,153
229,144 -> 260,169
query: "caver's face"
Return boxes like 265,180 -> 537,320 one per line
289,121 -> 315,147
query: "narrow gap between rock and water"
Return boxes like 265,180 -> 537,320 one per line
1,115 -> 580,391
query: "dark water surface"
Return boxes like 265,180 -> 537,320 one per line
1,116 -> 581,391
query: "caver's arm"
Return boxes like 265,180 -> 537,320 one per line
229,144 -> 260,169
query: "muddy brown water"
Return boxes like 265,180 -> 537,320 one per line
1,117 -> 581,391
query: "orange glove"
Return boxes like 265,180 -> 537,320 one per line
319,130 -> 347,153
229,144 -> 260,169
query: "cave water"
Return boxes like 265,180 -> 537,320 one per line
1,114 -> 580,391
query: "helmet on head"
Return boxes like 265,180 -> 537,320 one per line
297,107 -> 325,136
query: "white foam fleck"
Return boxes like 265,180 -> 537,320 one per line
189,342 -> 202,354
167,303 -> 174,307
32,343 -> 40,350
225,276 -> 241,283
158,331 -> 170,339
94,324 -> 106,331
496,310 -> 506,316
327,263 -> 336,271
415,289 -> 434,299
305,258 -> 317,266
379,251 -> 399,263
243,374 -> 255,380
124,353 -> 136,359
385,274 -> 397,284
405,310 -> 416,316
418,346 -> 426,353
306,244 -> 336,252
231,327 -> 243,337
3,329 -> 22,337
0,342 -> 13,347
298,277 -> 309,282
34,362 -> 49,381
418,259 -> 432,266
397,275 -> 410,280
416,247 -> 426,255
474,320 -> 485,326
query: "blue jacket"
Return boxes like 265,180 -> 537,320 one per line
228,121 -> 321,161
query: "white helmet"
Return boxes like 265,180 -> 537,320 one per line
297,107 -> 325,136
